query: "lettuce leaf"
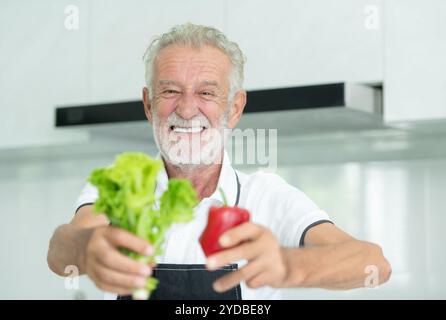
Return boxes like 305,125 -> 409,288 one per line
88,152 -> 198,298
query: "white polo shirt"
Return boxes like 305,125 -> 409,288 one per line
75,151 -> 332,300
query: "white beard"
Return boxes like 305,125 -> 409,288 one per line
152,108 -> 230,172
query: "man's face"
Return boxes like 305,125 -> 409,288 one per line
147,44 -> 235,168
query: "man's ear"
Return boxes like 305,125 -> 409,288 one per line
142,87 -> 153,123
227,90 -> 247,129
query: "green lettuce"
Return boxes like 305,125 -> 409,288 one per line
88,152 -> 198,299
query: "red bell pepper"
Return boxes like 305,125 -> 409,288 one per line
199,188 -> 250,256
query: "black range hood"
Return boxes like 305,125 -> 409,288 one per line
55,83 -> 382,127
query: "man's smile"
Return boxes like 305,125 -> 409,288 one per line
170,125 -> 207,134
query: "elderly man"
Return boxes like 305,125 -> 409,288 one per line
47,23 -> 391,300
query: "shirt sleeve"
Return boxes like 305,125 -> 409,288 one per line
248,172 -> 332,248
74,182 -> 99,213
272,181 -> 333,247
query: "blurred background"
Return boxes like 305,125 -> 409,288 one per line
1,0 -> 445,299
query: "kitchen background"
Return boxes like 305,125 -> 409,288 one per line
1,0 -> 445,299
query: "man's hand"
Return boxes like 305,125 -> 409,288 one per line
80,226 -> 155,295
205,222 -> 287,292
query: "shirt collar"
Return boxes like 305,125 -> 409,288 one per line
207,149 -> 238,206
154,150 -> 238,207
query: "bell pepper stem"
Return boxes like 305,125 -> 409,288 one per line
218,187 -> 228,206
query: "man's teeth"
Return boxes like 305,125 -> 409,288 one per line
172,126 -> 205,133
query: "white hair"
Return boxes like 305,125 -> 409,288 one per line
143,23 -> 246,100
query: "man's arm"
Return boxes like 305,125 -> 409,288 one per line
47,205 -> 155,295
207,222 -> 391,292
281,222 -> 392,289
47,205 -> 109,276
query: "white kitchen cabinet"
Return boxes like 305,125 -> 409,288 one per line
383,0 -> 446,122
0,0 -> 90,148
226,0 -> 384,90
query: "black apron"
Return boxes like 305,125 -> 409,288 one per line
118,170 -> 242,300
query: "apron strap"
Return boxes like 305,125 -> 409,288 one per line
234,170 -> 241,206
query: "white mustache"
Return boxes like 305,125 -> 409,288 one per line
166,112 -> 211,129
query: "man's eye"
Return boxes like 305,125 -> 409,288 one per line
200,91 -> 214,96
163,90 -> 179,94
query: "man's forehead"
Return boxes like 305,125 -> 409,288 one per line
153,45 -> 231,89
156,79 -> 219,87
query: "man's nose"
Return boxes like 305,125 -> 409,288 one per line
175,92 -> 200,120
